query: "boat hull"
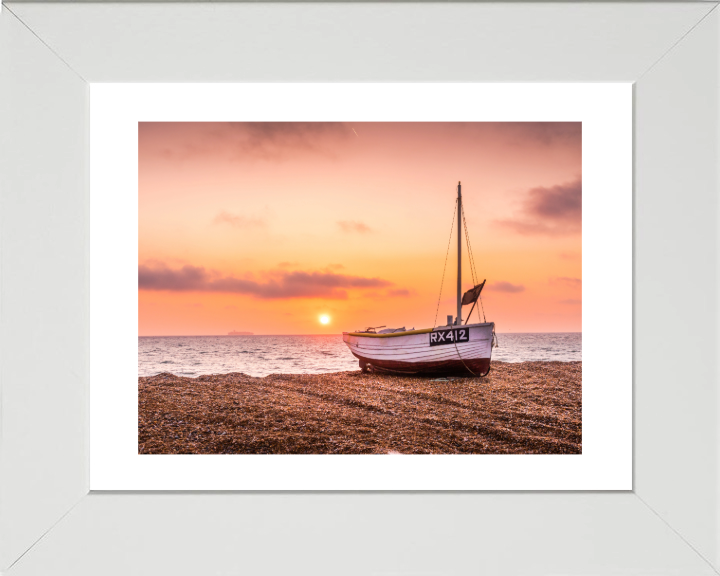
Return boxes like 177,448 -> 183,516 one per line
343,322 -> 494,376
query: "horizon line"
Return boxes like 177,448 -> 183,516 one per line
139,331 -> 583,337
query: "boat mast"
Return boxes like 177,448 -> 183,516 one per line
456,181 -> 462,325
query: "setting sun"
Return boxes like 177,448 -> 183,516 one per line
319,315 -> 330,325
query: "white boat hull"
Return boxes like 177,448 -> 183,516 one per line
342,322 -> 495,376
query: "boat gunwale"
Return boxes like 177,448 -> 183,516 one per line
343,322 -> 494,339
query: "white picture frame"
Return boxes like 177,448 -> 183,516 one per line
1,2 -> 718,574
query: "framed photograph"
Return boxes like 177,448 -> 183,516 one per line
90,83 -> 629,491
1,2 -> 718,574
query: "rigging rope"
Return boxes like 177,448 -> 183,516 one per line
452,329 -> 491,377
461,200 -> 486,323
433,198 -> 458,328
461,204 -> 478,286
452,337 -> 476,376
432,185 -> 492,377
455,200 -> 490,376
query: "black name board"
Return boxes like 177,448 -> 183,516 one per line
429,327 -> 469,347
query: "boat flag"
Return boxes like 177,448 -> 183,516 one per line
461,280 -> 486,306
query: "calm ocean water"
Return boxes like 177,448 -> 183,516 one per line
139,333 -> 581,378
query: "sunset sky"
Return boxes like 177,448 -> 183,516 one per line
139,122 -> 581,335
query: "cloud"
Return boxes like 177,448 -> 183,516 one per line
277,261 -> 299,269
457,122 -> 581,147
487,281 -> 525,293
338,220 -> 372,234
507,122 -> 581,146
213,211 -> 265,229
239,122 -> 350,148
550,277 -> 582,287
139,122 -> 352,163
496,177 -> 582,236
359,288 -> 414,299
138,263 -> 392,300
142,257 -> 189,267
559,299 -> 582,305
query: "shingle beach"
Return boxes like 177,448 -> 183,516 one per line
139,361 -> 581,455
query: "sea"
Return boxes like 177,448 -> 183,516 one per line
138,333 -> 581,378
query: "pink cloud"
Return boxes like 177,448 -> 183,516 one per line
138,263 -> 393,300
550,277 -> 582,287
496,178 -> 581,236
337,220 -> 372,234
213,211 -> 265,229
487,281 -> 525,293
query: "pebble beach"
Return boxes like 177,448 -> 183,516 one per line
139,361 -> 581,455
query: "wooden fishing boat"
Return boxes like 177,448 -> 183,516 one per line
342,182 -> 496,376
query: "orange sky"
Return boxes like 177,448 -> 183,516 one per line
139,122 -> 581,335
